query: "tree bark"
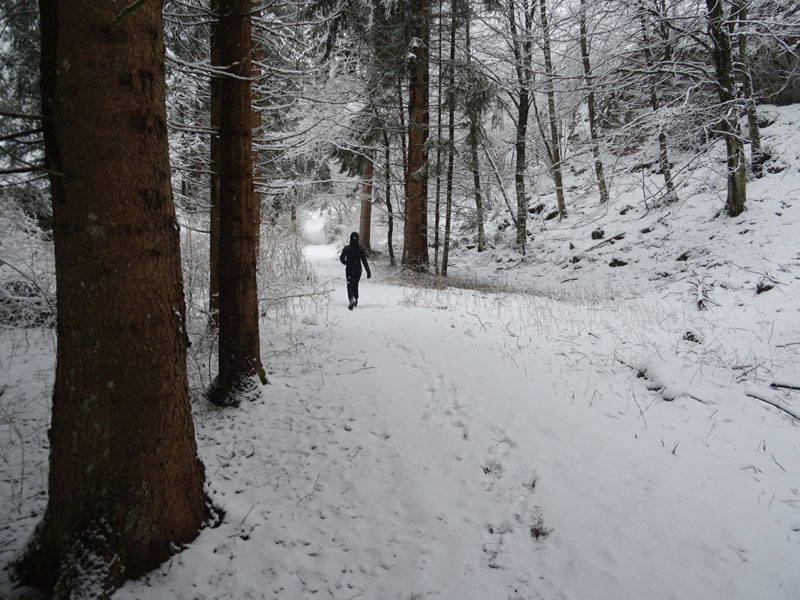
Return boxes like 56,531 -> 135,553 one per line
706,0 -> 747,217
359,146 -> 374,252
578,0 -> 609,205
210,0 -> 267,406
402,0 -> 431,270
539,0 -> 567,219
16,2 -> 206,596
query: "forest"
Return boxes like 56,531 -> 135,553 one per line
1,0 -> 800,598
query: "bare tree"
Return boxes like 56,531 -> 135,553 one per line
732,0 -> 765,176
636,0 -> 677,203
578,0 -> 610,204
538,0 -> 567,219
706,0 -> 747,216
507,0 -> 535,252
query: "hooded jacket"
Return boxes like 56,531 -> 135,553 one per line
340,232 -> 371,277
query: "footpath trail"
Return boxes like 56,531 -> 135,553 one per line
115,229 -> 800,600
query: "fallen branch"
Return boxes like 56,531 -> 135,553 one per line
770,382 -> 800,392
586,233 -> 625,252
745,388 -> 800,422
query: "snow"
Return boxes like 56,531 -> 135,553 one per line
2,105 -> 800,599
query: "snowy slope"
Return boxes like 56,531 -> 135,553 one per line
1,106 -> 799,600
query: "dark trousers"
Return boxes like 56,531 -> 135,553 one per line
346,271 -> 361,300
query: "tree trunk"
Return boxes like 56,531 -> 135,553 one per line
402,0 -> 430,270
706,0 -> 747,217
433,0 -> 444,275
470,136 -> 487,253
382,129 -> 396,265
209,0 -> 222,327
539,0 -> 567,219
210,0 -> 267,406
508,0 -> 533,253
514,96 -> 529,251
465,16 -> 487,252
733,0 -> 765,176
396,75 -> 409,201
638,0 -> 677,203
16,2 -> 206,596
441,0 -> 457,276
578,0 -> 609,205
359,146 -> 374,252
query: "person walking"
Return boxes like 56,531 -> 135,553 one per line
339,231 -> 371,310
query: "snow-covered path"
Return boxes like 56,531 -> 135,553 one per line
113,220 -> 800,599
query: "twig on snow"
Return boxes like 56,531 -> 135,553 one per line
770,382 -> 800,392
467,311 -> 488,331
631,387 -> 648,429
296,474 -> 320,506
744,388 -> 800,422
771,454 -> 787,472
240,504 -> 256,526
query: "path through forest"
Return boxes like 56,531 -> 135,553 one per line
115,214 -> 800,599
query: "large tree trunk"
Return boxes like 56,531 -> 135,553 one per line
706,0 -> 747,217
210,0 -> 267,406
359,146 -> 374,252
16,2 -> 207,596
539,0 -> 567,219
402,0 -> 430,270
578,0 -> 609,205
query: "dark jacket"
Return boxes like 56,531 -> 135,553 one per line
340,232 -> 371,278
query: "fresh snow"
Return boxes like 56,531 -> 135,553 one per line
2,105 -> 800,599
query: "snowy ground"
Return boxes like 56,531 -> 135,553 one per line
121,221 -> 799,600
2,106 -> 800,599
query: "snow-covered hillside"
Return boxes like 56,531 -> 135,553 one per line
1,105 -> 799,600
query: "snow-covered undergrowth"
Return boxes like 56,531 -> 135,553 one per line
0,196 -> 54,331
1,106 -> 799,599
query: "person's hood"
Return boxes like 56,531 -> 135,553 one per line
349,232 -> 359,246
